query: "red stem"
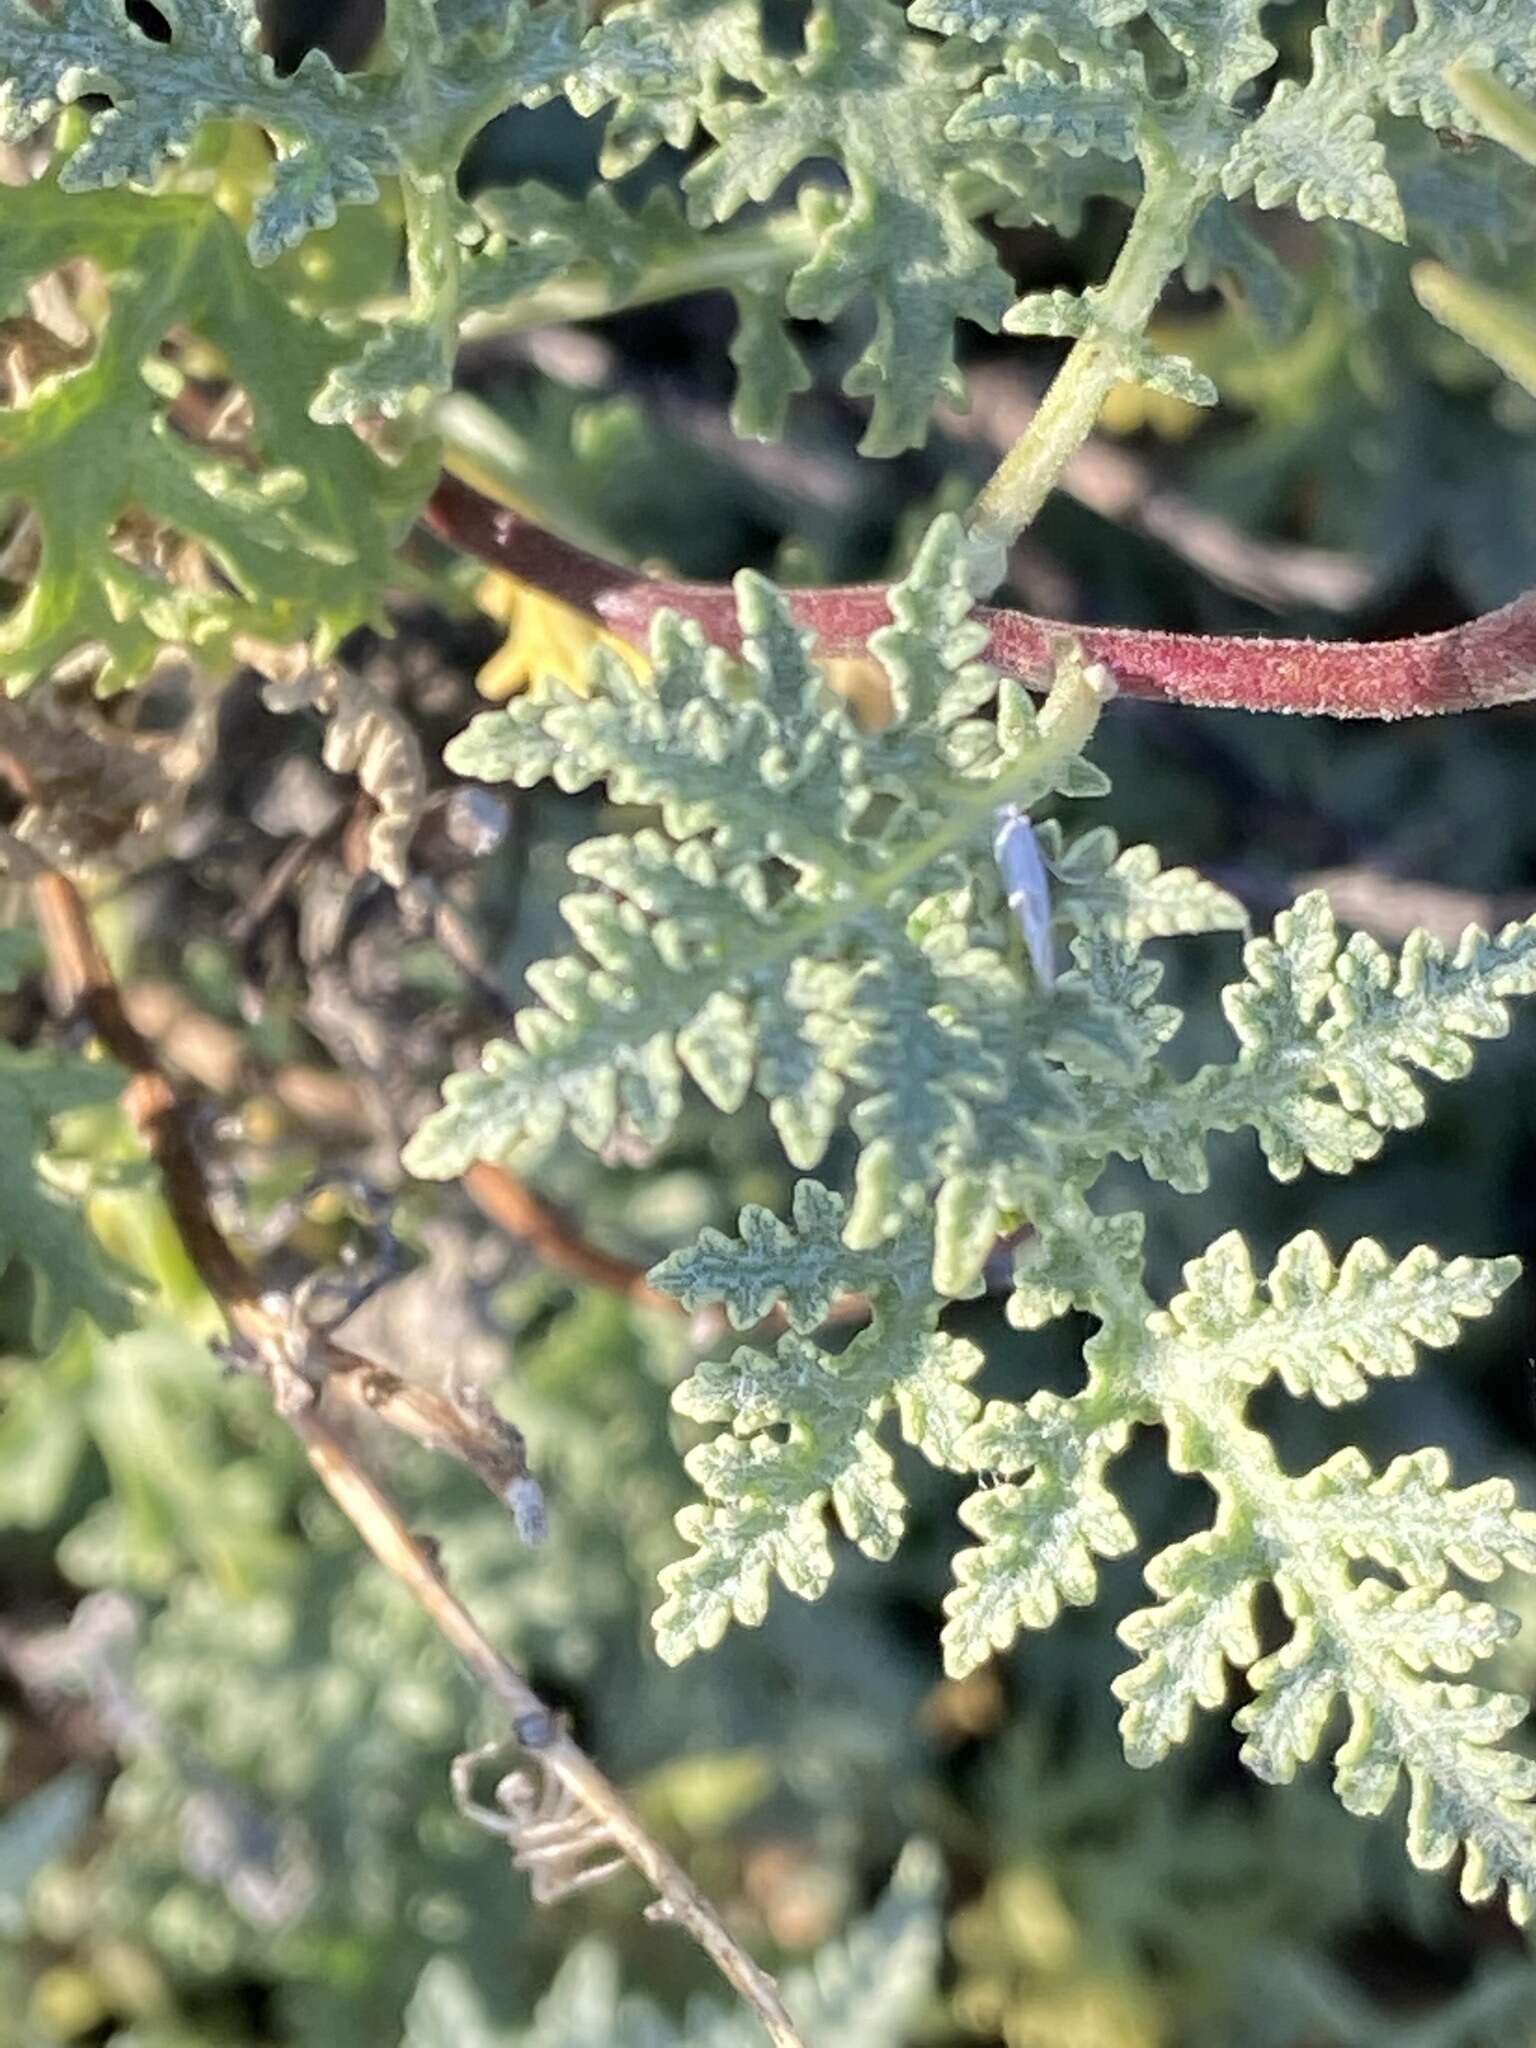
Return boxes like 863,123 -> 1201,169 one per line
427,475 -> 1536,721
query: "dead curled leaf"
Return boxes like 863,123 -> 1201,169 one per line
251,653 -> 428,887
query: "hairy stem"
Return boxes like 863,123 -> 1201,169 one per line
404,169 -> 460,376
395,0 -> 462,389
966,146 -> 1211,575
427,475 -> 1536,719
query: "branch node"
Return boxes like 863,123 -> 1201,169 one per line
514,1707 -> 559,1751
270,1353 -> 320,1418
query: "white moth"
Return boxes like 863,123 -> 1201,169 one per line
993,803 -> 1055,991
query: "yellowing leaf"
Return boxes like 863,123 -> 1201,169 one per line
819,653 -> 895,729
474,570 -> 648,700
1097,378 -> 1207,442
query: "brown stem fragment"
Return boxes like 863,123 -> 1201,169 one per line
284,1399 -> 801,2043
18,850 -> 807,2048
464,1159 -> 676,1308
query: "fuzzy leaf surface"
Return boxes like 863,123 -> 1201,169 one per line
650,1191 -> 982,1660
408,516 -> 1115,1289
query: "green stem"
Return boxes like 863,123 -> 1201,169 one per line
402,172 -> 460,366
965,145 -> 1211,583
430,389 -> 630,561
1412,262 -> 1536,404
1446,61 -> 1536,169
458,210 -> 818,339
392,0 -> 462,380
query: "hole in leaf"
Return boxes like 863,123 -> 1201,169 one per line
260,0 -> 383,74
1248,1575 -> 1289,1662
124,0 -> 172,43
0,500 -> 41,613
761,0 -> 811,60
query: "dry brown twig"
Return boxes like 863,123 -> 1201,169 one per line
462,1157 -> 679,1311
1207,859 -> 1536,949
1293,867 -> 1536,948
109,973 -> 680,1319
10,823 -> 808,2048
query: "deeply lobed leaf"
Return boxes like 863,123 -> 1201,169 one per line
7,0 -> 1536,460
0,0 -> 578,262
417,530 -> 1536,1916
0,176 -> 428,690
651,1191 -> 983,1662
407,518 -> 1116,1285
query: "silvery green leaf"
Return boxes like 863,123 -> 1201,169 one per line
1002,289 -> 1219,404
653,1198 -> 982,1656
1043,822 -> 1247,943
949,59 -> 1141,159
1220,0 -> 1405,239
944,1391 -> 1137,1674
1384,0 -> 1536,134
681,0 -> 1013,453
311,320 -> 456,425
410,520 -> 1110,1217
